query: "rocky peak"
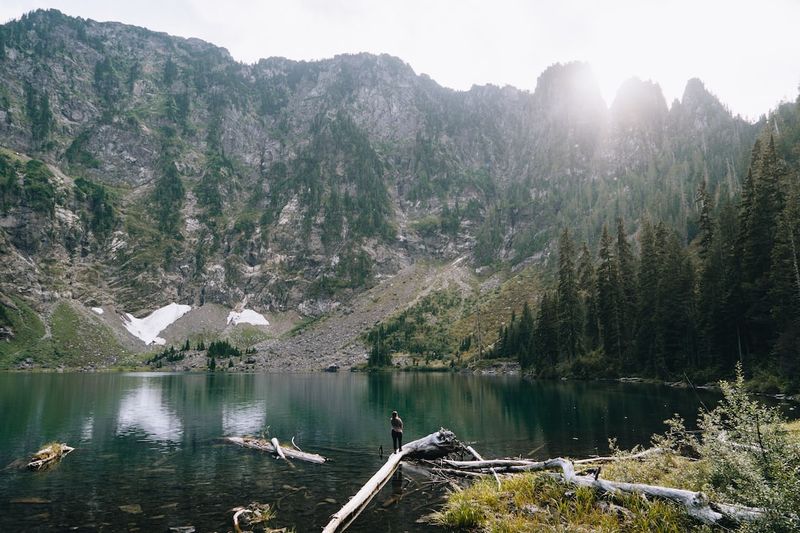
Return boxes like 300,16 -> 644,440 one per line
611,77 -> 668,132
533,62 -> 605,111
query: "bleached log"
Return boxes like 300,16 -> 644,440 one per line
573,447 -> 665,464
444,458 -> 533,470
232,507 -> 247,533
27,443 -> 74,470
465,445 -> 500,489
431,467 -> 487,478
446,447 -> 666,469
445,456 -> 765,526
226,436 -> 326,464
271,437 -> 287,461
322,428 -> 459,533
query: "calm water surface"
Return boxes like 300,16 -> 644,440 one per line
0,372 -> 720,532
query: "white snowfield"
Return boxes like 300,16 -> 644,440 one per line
122,303 -> 192,345
91,307 -> 104,315
227,309 -> 269,326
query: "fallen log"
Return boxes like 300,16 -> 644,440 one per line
27,442 -> 74,470
270,438 -> 288,461
443,456 -> 766,527
226,437 -> 326,464
445,447 -> 667,469
465,445 -> 500,489
321,428 -> 460,533
431,466 -> 487,478
573,447 -> 665,464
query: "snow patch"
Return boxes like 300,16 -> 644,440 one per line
122,303 -> 191,345
227,309 -> 269,327
91,307 -> 104,315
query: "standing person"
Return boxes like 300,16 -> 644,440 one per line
390,410 -> 403,453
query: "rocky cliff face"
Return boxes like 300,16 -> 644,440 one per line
0,10 -> 761,357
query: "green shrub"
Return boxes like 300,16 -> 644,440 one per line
22,159 -> 55,215
696,364 -> 800,531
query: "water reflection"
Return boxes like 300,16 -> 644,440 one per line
116,379 -> 183,442
0,372 -> 729,533
222,402 -> 267,436
80,416 -> 94,442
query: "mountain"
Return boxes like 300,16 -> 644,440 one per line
0,9 -> 766,368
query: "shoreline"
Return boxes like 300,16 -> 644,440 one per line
3,362 -> 797,404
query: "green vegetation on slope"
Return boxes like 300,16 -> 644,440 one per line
365,288 -> 464,366
0,295 -> 45,364
363,265 -> 544,368
28,300 -> 129,367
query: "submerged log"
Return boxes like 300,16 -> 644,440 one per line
322,428 -> 460,533
27,442 -> 74,470
226,437 -> 326,464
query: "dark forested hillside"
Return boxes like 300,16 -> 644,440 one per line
492,112 -> 800,390
1,9 -> 794,375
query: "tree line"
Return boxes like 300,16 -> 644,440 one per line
493,135 -> 800,391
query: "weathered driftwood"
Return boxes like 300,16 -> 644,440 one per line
573,447 -> 665,464
231,502 -> 284,533
443,456 -> 765,527
226,437 -> 326,464
465,445 -> 500,489
321,428 -> 460,533
431,466 -> 487,478
27,442 -> 74,470
270,438 -> 288,461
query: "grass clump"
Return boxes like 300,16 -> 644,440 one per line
233,501 -> 295,532
32,441 -> 65,460
433,473 -> 705,532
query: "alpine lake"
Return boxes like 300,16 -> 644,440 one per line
0,372 -> 722,532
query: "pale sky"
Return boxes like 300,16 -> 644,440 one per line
2,0 -> 799,120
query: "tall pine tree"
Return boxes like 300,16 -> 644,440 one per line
596,224 -> 622,366
557,228 -> 579,362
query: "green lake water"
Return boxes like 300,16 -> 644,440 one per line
0,372 -> 721,532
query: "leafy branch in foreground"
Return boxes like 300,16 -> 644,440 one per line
695,364 -> 800,532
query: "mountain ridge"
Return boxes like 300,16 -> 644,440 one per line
0,8 -> 777,368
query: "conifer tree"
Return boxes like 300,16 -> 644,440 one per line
696,181 -> 714,260
596,224 -> 622,365
615,217 -> 637,366
517,302 -> 535,367
770,184 -> 800,380
636,219 -> 659,372
653,228 -> 696,374
739,136 -> 787,360
556,228 -> 579,362
532,292 -> 558,374
577,241 -> 599,352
